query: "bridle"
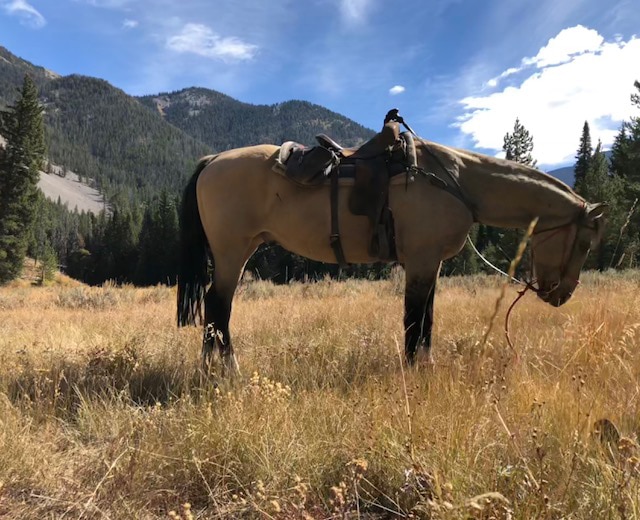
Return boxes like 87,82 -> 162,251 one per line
500,203 -> 593,357
528,201 -> 596,296
469,202 -> 593,296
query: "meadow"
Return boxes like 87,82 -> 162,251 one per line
1,269 -> 640,519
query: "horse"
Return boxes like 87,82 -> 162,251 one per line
176,136 -> 605,373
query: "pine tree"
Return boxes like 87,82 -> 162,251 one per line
503,117 -> 537,167
606,80 -> 640,269
134,191 -> 179,285
610,126 -> 631,178
484,117 -> 539,275
582,142 -> 609,201
574,121 -> 592,194
582,141 -> 625,269
39,242 -> 58,285
100,209 -> 138,283
0,75 -> 45,284
611,81 -> 640,183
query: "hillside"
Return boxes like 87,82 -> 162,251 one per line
139,88 -> 375,150
3,44 -> 591,207
41,74 -> 212,200
547,164 -> 574,186
0,46 -> 57,107
1,46 -> 377,206
37,167 -> 105,214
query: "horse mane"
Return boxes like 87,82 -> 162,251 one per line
420,139 -> 584,202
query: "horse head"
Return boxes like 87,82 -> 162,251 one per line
531,202 -> 606,307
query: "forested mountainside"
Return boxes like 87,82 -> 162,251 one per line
41,75 -> 212,203
139,88 -> 375,151
0,46 -> 55,107
1,46 -> 376,205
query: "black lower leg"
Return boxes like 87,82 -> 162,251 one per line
203,286 -> 232,363
404,278 -> 436,364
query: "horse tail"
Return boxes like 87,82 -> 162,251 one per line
177,155 -> 218,327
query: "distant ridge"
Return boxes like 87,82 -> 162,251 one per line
0,45 -> 376,206
546,150 -> 613,188
137,88 -> 375,150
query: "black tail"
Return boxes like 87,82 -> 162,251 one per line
177,155 -> 217,327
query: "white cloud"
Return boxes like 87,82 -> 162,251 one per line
522,25 -> 604,67
339,0 -> 374,25
122,18 -> 138,29
456,27 -> 640,167
78,0 -> 135,8
2,0 -> 46,28
485,26 -> 603,89
389,85 -> 405,95
166,23 -> 258,62
486,67 -> 520,88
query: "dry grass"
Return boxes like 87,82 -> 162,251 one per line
1,270 -> 640,518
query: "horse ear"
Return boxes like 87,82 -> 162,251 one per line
587,202 -> 607,220
586,202 -> 607,247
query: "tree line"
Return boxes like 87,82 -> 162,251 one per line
1,75 -> 639,286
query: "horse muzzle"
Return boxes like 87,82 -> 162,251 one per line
536,280 -> 574,307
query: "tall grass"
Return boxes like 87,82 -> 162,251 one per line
1,272 -> 639,518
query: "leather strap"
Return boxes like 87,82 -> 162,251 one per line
329,166 -> 348,268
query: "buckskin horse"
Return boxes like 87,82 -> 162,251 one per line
177,111 -> 605,373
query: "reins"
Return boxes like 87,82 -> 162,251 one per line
470,202 -> 588,358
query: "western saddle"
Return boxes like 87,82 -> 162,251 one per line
275,109 -> 418,266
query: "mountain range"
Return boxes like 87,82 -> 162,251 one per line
0,45 -> 579,211
1,45 -> 376,209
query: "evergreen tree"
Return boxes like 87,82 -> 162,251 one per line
582,141 -> 609,202
610,126 -> 631,178
0,75 -> 45,283
574,121 -> 592,194
39,242 -> 58,285
101,209 -> 138,283
477,118 -> 537,275
135,191 -> 179,285
480,117 -> 539,276
580,141 -> 619,269
607,80 -> 640,269
503,117 -> 537,167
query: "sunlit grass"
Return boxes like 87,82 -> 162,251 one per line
1,270 -> 639,518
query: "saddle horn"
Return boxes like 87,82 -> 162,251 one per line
384,108 -> 418,137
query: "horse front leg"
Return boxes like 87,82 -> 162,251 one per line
404,265 -> 440,365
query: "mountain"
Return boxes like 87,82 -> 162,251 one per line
41,74 -> 212,201
546,165 -> 575,186
0,46 -> 376,208
546,150 -> 613,188
0,46 -> 58,107
138,88 -> 375,150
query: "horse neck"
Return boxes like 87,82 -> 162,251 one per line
444,147 -> 585,229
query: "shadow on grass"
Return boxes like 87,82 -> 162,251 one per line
4,347 -> 211,419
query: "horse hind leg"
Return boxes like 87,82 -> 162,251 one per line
202,285 -> 233,373
202,237 -> 261,376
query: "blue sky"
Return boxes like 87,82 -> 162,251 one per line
1,0 -> 639,169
